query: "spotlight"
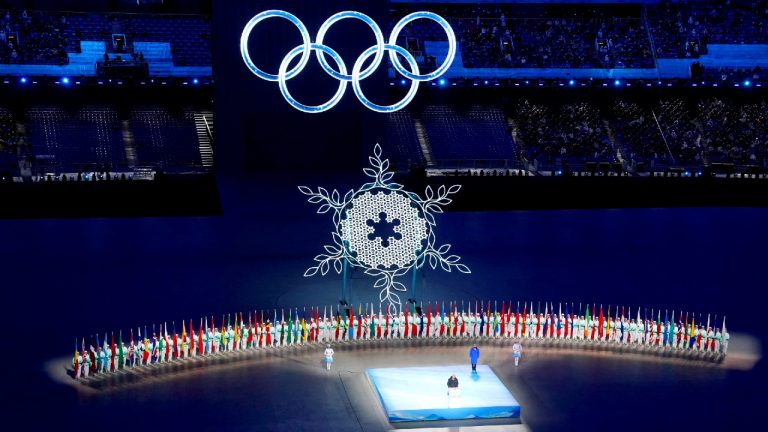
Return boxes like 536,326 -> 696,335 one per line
743,80 -> 751,87
61,77 -> 70,85
568,79 -> 575,86
19,77 -> 27,84
400,79 -> 406,85
555,170 -> 563,176
192,78 -> 199,85
438,78 -> 447,86
614,79 -> 621,86
483,80 -> 488,85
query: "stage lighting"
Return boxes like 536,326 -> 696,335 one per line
568,79 -> 575,86
614,79 -> 621,86
19,77 -> 27,84
400,79 -> 406,85
438,78 -> 447,86
743,80 -> 751,87
555,170 -> 563,176
483,80 -> 488,85
192,78 -> 199,84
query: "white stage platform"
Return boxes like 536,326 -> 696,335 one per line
367,365 -> 521,422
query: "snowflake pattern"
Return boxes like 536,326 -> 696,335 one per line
299,144 -> 470,314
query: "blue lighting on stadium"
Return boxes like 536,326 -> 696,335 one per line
743,80 -> 751,87
484,80 -> 489,85
569,80 -> 575,86
61,77 -> 70,85
614,80 -> 621,86
19,77 -> 27,84
555,170 -> 563,176
192,78 -> 199,85
400,79 -> 406,85
439,78 -> 447,86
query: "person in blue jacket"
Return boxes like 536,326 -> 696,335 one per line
469,345 -> 480,371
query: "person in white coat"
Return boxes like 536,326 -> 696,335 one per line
324,344 -> 335,371
512,341 -> 522,366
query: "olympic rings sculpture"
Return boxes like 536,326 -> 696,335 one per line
240,10 -> 456,113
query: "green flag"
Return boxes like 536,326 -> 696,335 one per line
287,315 -> 293,345
117,330 -> 124,368
585,304 -> 591,339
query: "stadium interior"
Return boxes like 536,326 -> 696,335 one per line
4,1 -> 766,431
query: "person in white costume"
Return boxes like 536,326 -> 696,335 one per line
512,341 -> 523,367
324,344 -> 334,370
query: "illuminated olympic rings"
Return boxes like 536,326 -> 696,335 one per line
240,10 -> 456,113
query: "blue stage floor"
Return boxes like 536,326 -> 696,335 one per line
367,365 -> 521,422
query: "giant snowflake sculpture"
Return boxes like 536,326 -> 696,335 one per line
299,144 -> 470,313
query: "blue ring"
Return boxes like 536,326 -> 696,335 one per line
240,10 -> 456,112
352,44 -> 420,113
240,10 -> 311,82
315,11 -> 385,82
278,43 -> 348,113
388,11 -> 456,81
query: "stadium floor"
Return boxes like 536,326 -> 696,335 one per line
47,334 -> 759,432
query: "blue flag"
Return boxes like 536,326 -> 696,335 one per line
479,311 -> 485,336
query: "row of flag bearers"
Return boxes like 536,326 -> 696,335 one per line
71,301 -> 729,379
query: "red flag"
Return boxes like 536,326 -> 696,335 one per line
426,303 -> 432,337
404,306 -> 409,338
189,319 -> 195,353
500,303 -> 506,336
172,325 -> 178,359
384,310 -> 388,338
247,312 -> 253,347
356,308 -> 362,339
598,305 -> 604,339
549,304 -> 555,338
110,332 -> 116,371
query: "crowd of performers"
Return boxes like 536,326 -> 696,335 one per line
71,301 -> 729,379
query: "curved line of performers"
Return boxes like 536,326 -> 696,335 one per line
71,300 -> 729,379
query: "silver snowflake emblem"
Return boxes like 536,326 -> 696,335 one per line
298,144 -> 470,313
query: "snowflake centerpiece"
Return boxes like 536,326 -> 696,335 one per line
298,144 -> 470,313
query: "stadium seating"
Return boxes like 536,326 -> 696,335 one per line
130,107 -> 201,171
420,105 -> 518,163
28,106 -> 125,173
0,9 -> 211,68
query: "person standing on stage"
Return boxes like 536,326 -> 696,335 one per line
82,350 -> 91,377
323,344 -> 334,371
512,341 -> 522,367
447,373 -> 459,395
469,345 -> 480,371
